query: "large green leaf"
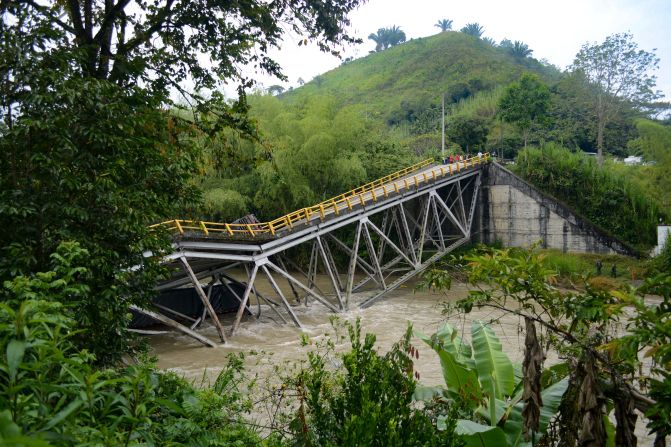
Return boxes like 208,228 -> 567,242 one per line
471,321 -> 515,399
434,323 -> 474,366
416,330 -> 482,406
7,339 -> 26,381
503,377 -> 569,447
475,398 -> 507,425
456,420 -> 509,447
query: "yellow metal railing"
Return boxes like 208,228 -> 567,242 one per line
151,153 -> 490,238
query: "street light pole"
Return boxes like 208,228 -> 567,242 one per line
441,93 -> 445,159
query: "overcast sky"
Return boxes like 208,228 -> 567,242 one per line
252,0 -> 671,100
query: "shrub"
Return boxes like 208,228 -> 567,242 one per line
285,320 -> 461,446
0,244 -> 264,446
513,144 -> 667,250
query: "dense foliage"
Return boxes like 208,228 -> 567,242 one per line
281,321 -> 462,446
195,94 -> 415,221
513,144 -> 668,250
624,119 -> 671,211
0,78 -> 199,363
422,245 -> 671,446
0,243 -> 264,446
498,73 -> 550,147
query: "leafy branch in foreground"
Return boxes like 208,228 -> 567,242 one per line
0,242 -> 266,445
421,246 -> 671,446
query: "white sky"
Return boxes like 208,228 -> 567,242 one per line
252,0 -> 671,101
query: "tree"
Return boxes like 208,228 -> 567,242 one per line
0,1 -> 362,122
499,38 -> 514,49
447,115 -> 489,153
267,85 -> 285,96
368,26 -> 406,52
0,1 -> 364,363
368,29 -> 386,52
435,19 -> 453,32
460,23 -> 484,38
571,32 -> 661,165
508,41 -> 533,58
386,25 -> 407,47
498,73 -> 551,147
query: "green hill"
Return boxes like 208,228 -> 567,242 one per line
195,31 -> 668,253
283,31 -> 559,126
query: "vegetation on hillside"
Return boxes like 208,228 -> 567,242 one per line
283,32 -> 557,131
513,144 -> 668,250
624,119 -> 671,211
194,94 -> 416,222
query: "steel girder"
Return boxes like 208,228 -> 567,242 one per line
147,168 -> 482,345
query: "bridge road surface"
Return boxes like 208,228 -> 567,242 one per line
270,159 -> 476,238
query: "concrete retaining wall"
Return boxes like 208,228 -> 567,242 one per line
475,163 -> 637,256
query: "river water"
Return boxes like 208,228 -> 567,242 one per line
151,275 -> 527,387
149,273 -> 655,443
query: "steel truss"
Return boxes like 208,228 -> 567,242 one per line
141,167 -> 482,346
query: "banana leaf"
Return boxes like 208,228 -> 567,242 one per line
471,321 -> 515,399
503,377 -> 569,447
456,420 -> 509,447
416,329 -> 482,407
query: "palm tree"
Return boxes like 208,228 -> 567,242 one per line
460,23 -> 484,38
368,28 -> 386,52
482,37 -> 496,46
386,25 -> 406,47
267,85 -> 285,96
368,26 -> 406,52
434,19 -> 453,32
508,41 -> 533,58
499,38 -> 513,49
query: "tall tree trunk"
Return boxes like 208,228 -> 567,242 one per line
596,93 -> 605,167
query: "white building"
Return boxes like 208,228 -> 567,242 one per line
623,155 -> 643,165
653,225 -> 671,256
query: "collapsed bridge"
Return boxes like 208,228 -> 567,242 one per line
140,155 -> 488,346
139,154 -> 636,346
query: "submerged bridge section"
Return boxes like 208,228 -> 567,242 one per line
143,155 -> 488,345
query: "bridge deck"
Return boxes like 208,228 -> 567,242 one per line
152,154 -> 489,243
138,154 -> 489,347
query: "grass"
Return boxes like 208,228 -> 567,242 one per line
541,249 -> 649,284
513,144 -> 668,251
282,32 -> 558,127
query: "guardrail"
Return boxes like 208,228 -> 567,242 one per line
151,153 -> 489,238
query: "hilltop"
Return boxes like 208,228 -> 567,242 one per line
282,31 -> 560,126
197,30 -> 669,252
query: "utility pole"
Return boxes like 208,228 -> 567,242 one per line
441,93 -> 445,159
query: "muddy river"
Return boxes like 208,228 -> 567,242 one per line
151,275 -> 526,387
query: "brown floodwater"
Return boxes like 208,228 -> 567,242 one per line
148,273 -> 655,443
150,274 -> 527,387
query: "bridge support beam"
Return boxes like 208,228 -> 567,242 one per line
152,163 -> 484,343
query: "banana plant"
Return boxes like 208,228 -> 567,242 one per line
415,322 -> 568,447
